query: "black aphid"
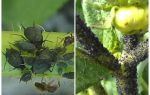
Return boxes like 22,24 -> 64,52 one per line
35,82 -> 47,91
51,47 -> 66,55
36,48 -> 58,62
14,41 -> 36,52
63,34 -> 74,47
22,24 -> 43,49
62,72 -> 74,79
20,71 -> 32,83
31,58 -> 53,74
5,48 -> 25,69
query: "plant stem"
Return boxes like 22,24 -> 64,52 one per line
116,64 -> 138,95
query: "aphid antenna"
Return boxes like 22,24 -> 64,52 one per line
2,59 -> 7,71
55,37 -> 64,47
17,24 -> 23,32
11,33 -> 27,40
21,24 -> 26,30
63,32 -> 72,36
2,51 -> 6,56
41,32 -> 53,46
8,42 -> 15,46
2,51 -> 7,71
37,24 -> 46,32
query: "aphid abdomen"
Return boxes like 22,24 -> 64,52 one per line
31,59 -> 52,74
6,48 -> 25,69
15,41 -> 36,52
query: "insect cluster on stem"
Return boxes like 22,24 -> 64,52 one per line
3,24 -> 74,84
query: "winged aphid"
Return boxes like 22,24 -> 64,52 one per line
4,48 -> 25,70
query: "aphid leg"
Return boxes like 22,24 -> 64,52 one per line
57,79 -> 61,87
41,77 -> 44,82
42,33 -> 53,46
11,34 -> 27,40
2,51 -> 7,71
21,24 -> 26,30
37,24 -> 46,32
49,64 -> 55,72
3,59 -> 7,71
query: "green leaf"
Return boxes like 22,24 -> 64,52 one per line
137,59 -> 148,95
76,49 -> 110,93
82,0 -> 123,58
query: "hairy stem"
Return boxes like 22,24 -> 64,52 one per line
117,39 -> 148,95
76,15 -> 120,72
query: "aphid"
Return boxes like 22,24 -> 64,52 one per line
21,24 -> 43,49
31,58 -> 53,74
4,48 -> 25,70
35,79 -> 60,93
23,56 -> 35,66
35,82 -> 47,91
63,52 -> 74,61
62,72 -> 74,79
63,33 -> 74,47
51,47 -> 66,55
13,41 -> 36,52
20,71 -> 32,83
36,48 -> 58,62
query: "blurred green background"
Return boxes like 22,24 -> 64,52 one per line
2,0 -> 74,32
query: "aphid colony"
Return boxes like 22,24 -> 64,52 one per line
4,24 -> 74,84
